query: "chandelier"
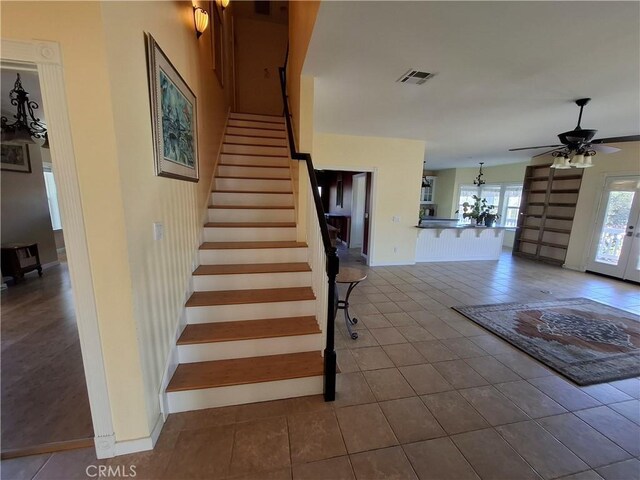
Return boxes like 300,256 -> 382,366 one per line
1,73 -> 49,148
473,162 -> 486,185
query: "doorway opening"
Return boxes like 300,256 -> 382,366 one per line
317,169 -> 373,265
0,62 -> 94,458
586,175 -> 640,283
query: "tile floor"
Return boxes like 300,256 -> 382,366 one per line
3,251 -> 639,480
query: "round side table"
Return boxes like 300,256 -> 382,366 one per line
336,267 -> 368,340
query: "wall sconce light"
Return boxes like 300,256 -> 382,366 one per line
193,6 -> 209,38
220,0 -> 230,9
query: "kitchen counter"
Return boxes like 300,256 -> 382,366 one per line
415,224 -> 506,262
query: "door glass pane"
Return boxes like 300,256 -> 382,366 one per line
595,191 -> 635,265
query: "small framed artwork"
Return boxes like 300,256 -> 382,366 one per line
1,143 -> 32,173
145,32 -> 199,182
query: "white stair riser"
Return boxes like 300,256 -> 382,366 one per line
211,192 -> 294,206
186,299 -> 316,323
229,113 -> 285,124
226,127 -> 286,139
166,376 -> 323,413
223,144 -> 288,157
228,119 -> 286,130
220,154 -> 289,167
208,208 -> 295,223
199,247 -> 308,265
193,271 -> 311,291
215,178 -> 291,192
177,334 -> 322,363
203,227 -> 296,242
224,135 -> 287,147
217,165 -> 290,179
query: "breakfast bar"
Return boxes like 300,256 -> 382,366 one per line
415,219 -> 507,262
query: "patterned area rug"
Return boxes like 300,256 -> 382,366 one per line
453,298 -> 640,385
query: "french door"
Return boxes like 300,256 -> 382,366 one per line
587,176 -> 640,282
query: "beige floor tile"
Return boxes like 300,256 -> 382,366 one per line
399,364 -> 453,395
228,467 -> 292,480
32,449 -> 103,480
396,301 -> 424,313
422,321 -> 464,340
383,343 -> 426,367
468,335 -> 517,355
335,403 -> 398,454
528,377 -> 602,411
575,406 -> 640,456
1,454 -> 51,480
380,396 -> 446,444
351,346 -> 394,371
374,302 -> 404,314
236,399 -> 290,423
163,424 -> 235,479
496,380 -> 567,418
609,378 -> 640,399
288,410 -> 346,464
350,446 -> 418,480
106,451 -> 172,480
557,471 -> 605,480
403,437 -> 480,480
537,413 -> 631,468
493,352 -> 553,379
292,456 -> 355,480
440,338 -> 488,359
459,385 -> 530,425
432,360 -> 489,388
347,329 -> 379,348
421,390 -> 489,434
370,327 -> 409,345
464,355 -> 521,383
580,384 -> 633,404
396,326 -> 434,342
364,368 -> 416,401
337,349 -> 360,373
228,417 -> 290,477
411,340 -> 459,362
359,314 -> 392,329
452,428 -> 541,480
596,459 -> 640,480
497,420 -> 589,479
334,372 -> 377,407
608,399 -> 640,425
351,304 -> 381,316
384,312 -> 420,327
286,395 -> 334,416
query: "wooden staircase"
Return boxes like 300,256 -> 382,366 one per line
165,112 -> 324,413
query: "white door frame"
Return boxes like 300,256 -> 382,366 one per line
1,39 -> 116,458
350,173 -> 366,251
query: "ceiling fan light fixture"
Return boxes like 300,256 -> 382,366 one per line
571,153 -> 586,168
581,152 -> 594,168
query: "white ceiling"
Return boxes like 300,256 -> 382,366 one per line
304,2 -> 640,169
1,66 -> 45,125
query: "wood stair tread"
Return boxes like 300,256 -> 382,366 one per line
167,351 -> 323,392
177,316 -> 319,345
194,263 -> 311,275
186,287 -> 315,307
200,241 -> 307,250
219,163 -> 289,169
208,205 -> 294,210
204,222 -> 296,228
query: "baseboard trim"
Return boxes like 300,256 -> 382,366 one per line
369,260 -> 416,267
1,437 -> 94,460
112,414 -> 164,457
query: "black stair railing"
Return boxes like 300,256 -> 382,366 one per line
278,57 -> 338,402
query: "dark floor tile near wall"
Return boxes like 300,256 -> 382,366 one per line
6,251 -> 640,480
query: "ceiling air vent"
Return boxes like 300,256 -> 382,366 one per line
396,69 -> 435,85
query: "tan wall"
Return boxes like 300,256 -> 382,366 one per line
0,143 -> 58,266
235,17 -> 288,115
1,0 -> 230,442
287,1 -> 320,146
432,168 -> 457,219
532,142 -> 640,270
313,133 -> 425,265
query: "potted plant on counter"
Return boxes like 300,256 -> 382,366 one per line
456,195 -> 500,226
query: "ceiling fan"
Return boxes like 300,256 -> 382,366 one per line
509,98 -> 640,169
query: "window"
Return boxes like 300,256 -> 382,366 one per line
42,163 -> 62,230
457,183 -> 523,227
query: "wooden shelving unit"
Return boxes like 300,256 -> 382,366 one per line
512,164 -> 584,265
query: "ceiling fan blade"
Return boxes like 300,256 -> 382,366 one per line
591,135 -> 640,144
509,144 -> 564,152
590,144 -> 621,154
533,148 -> 563,158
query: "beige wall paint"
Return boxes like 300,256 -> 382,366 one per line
432,168 -> 457,219
1,143 -> 58,265
532,142 -> 640,271
313,133 -> 425,265
235,17 -> 288,115
1,0 -> 230,442
287,1 -> 320,147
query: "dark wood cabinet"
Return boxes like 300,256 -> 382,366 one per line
1,243 -> 42,283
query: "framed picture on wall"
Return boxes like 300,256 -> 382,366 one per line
145,32 -> 199,182
0,143 -> 32,173
210,1 -> 224,87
